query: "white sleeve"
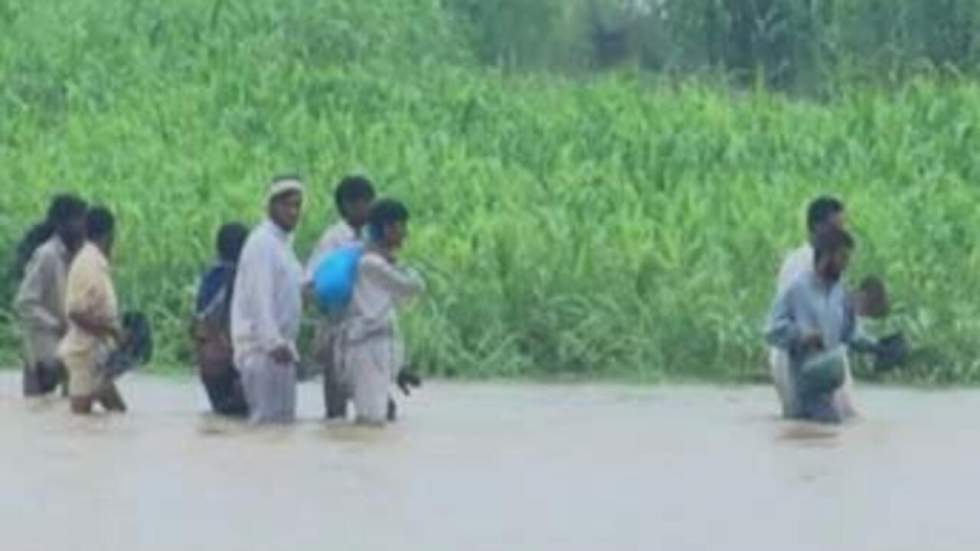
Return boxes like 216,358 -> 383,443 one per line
238,239 -> 287,352
362,256 -> 425,303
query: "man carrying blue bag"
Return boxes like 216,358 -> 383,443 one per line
313,199 -> 425,426
305,176 -> 376,419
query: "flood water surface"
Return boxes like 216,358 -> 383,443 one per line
2,372 -> 980,550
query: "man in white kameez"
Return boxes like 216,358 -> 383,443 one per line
305,176 -> 376,419
334,199 -> 425,426
770,196 -> 858,419
231,177 -> 305,424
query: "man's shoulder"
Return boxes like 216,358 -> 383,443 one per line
30,237 -> 65,266
197,263 -> 233,312
309,222 -> 357,264
36,237 -> 61,256
781,244 -> 812,265
71,243 -> 101,269
326,220 -> 355,237
65,244 -> 105,290
777,244 -> 813,287
240,225 -> 274,254
319,222 -> 356,247
784,270 -> 823,298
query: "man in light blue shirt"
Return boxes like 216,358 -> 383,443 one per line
765,228 -> 879,424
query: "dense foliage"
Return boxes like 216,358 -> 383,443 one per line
3,0 -> 979,382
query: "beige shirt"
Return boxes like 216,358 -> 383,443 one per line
58,243 -> 119,359
14,237 -> 71,365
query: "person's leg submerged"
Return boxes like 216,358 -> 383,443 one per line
202,369 -> 249,417
65,352 -> 101,415
324,364 -> 348,420
97,382 -> 127,413
387,397 -> 397,422
276,363 -> 297,422
240,355 -> 296,424
832,356 -> 858,420
35,360 -> 66,395
240,356 -> 268,423
23,363 -> 43,397
316,328 -> 348,420
223,368 -> 249,417
769,348 -> 796,418
351,355 -> 391,426
71,396 -> 95,414
201,373 -> 227,413
802,392 -> 843,424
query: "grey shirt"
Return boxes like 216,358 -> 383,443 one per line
765,271 -> 877,367
14,236 -> 71,366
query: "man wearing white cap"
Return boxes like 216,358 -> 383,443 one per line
230,176 -> 305,423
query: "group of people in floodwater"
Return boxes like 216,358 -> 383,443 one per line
12,176 -> 423,424
10,177 -> 896,426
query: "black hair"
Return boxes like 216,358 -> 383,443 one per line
12,194 -> 88,279
806,196 -> 845,233
367,198 -> 410,241
86,206 -> 116,241
49,195 -> 89,228
216,223 -> 249,263
813,227 -> 854,263
334,175 -> 376,216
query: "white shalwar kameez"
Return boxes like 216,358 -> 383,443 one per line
334,252 -> 424,424
231,219 -> 304,423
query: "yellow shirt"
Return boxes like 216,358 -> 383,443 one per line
58,243 -> 119,359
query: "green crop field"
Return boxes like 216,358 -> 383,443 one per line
3,0 -> 980,382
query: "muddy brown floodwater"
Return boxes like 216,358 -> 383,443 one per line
2,372 -> 980,550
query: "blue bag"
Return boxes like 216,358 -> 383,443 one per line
313,245 -> 363,315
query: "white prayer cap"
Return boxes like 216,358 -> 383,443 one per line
265,177 -> 304,205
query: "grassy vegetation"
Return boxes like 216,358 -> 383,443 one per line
2,0 -> 980,382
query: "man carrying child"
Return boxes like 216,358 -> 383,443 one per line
765,228 -> 880,424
